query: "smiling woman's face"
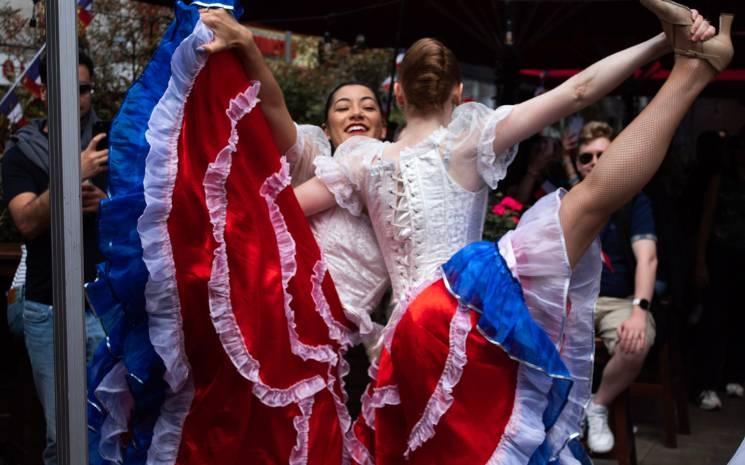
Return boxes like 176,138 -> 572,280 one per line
324,84 -> 386,148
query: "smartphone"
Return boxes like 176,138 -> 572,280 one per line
92,120 -> 111,151
567,115 -> 584,139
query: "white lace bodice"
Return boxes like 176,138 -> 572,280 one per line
287,125 -> 389,338
316,103 -> 518,302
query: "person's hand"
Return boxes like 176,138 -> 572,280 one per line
561,128 -> 578,159
690,10 -> 716,43
82,181 -> 107,214
81,134 -> 108,180
617,310 -> 648,355
199,8 -> 253,55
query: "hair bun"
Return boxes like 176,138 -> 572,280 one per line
399,38 -> 461,113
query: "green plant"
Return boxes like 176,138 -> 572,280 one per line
269,39 -> 393,125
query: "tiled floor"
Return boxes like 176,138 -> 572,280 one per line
594,394 -> 745,465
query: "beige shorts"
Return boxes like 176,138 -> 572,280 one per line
594,296 -> 656,355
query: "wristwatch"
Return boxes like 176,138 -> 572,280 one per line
632,297 -> 651,310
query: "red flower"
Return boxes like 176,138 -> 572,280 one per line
500,196 -> 524,212
511,216 -> 520,225
492,205 -> 506,216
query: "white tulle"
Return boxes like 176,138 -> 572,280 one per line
314,155 -> 365,217
146,380 -> 195,465
95,362 -> 134,464
488,189 -> 601,463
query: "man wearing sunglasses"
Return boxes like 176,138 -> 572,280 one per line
1,49 -> 108,465
566,121 -> 658,454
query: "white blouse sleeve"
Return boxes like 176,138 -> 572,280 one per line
313,136 -> 381,216
448,102 -> 519,189
285,124 -> 331,186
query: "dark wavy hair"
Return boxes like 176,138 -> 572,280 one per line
39,49 -> 95,86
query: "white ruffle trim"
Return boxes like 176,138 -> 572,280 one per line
313,156 -> 363,216
361,385 -> 401,430
347,430 -> 375,465
311,260 -> 357,348
328,359 -> 353,465
404,302 -> 473,458
146,380 -> 195,465
95,362 -> 134,464
289,397 -> 314,465
201,82 -> 329,407
138,20 -> 212,465
477,105 -> 519,190
260,158 -> 339,366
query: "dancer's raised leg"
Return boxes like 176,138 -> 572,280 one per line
559,14 -> 733,267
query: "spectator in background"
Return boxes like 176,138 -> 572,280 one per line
500,134 -> 564,206
1,50 -> 108,465
692,129 -> 745,409
567,121 -> 657,454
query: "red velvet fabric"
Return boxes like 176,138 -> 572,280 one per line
355,280 -> 519,464
167,51 -> 348,464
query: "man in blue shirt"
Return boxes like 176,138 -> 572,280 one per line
572,122 -> 657,454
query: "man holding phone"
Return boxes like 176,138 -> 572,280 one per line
1,49 -> 108,465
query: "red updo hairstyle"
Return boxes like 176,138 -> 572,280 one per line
398,38 -> 461,114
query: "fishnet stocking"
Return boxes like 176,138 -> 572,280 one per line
560,57 -> 717,267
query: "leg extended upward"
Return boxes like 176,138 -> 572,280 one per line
560,8 -> 734,267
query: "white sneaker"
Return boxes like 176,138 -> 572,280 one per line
726,383 -> 744,398
586,400 -> 614,454
699,390 -> 723,410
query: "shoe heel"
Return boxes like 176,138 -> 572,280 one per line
719,13 -> 734,37
706,13 -> 735,72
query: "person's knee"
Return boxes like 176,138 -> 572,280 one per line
613,345 -> 649,369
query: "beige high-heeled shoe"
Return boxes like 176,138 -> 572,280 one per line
640,0 -> 735,72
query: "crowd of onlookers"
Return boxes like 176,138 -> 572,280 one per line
497,118 -> 745,454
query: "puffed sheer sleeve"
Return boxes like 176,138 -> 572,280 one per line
448,102 -> 519,189
285,124 -> 331,186
313,136 -> 382,216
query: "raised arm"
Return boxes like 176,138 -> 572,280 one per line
492,33 -> 669,156
200,8 -> 296,154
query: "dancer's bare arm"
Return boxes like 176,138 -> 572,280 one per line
200,8 -> 296,153
491,10 -> 713,156
294,177 -> 337,216
492,34 -> 668,156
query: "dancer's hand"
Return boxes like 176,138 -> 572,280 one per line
618,311 -> 647,355
200,8 -> 253,55
561,128 -> 578,156
690,9 -> 716,43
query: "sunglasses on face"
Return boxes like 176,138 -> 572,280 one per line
578,151 -> 603,165
79,83 -> 94,95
